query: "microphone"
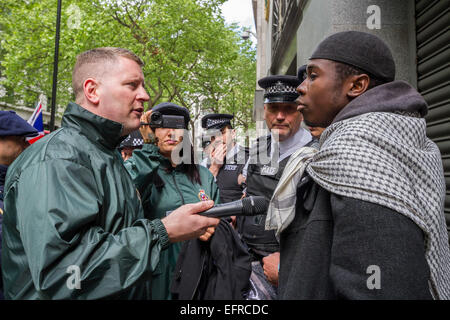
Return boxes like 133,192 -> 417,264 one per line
197,196 -> 268,218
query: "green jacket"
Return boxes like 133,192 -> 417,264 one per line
124,143 -> 219,299
1,102 -> 170,300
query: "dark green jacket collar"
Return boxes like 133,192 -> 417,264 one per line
143,143 -> 193,172
61,102 -> 126,149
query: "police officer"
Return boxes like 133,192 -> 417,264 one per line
238,72 -> 315,299
201,113 -> 249,204
0,110 -> 39,300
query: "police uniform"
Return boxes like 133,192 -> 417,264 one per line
237,74 -> 314,260
0,110 -> 39,300
118,129 -> 144,150
201,114 -> 249,203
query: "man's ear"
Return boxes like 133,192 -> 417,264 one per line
83,78 -> 100,105
347,74 -> 370,99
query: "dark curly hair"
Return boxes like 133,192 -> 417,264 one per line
334,61 -> 386,90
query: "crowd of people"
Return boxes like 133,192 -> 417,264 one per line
0,30 -> 449,300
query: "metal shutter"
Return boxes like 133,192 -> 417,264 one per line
416,0 -> 450,239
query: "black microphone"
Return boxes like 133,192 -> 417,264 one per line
197,196 -> 268,218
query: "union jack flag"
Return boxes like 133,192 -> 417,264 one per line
27,101 -> 46,144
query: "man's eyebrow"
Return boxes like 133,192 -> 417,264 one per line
124,77 -> 146,86
124,77 -> 139,82
307,64 -> 319,72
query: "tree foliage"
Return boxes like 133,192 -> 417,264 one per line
0,0 -> 256,136
1,1 -> 124,108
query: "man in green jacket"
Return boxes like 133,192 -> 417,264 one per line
1,47 -> 219,299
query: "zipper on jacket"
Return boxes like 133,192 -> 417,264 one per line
172,174 -> 185,205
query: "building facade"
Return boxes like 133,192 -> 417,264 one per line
251,0 -> 450,236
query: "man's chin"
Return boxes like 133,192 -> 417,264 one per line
121,122 -> 140,136
271,128 -> 291,141
303,118 -> 323,128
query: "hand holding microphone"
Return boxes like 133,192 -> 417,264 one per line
164,196 -> 267,242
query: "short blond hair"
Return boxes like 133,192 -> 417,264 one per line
72,47 -> 144,102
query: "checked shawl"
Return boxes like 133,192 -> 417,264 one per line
306,111 -> 450,299
265,145 -> 318,237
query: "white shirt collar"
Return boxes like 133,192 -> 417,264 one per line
226,143 -> 239,159
271,127 -> 312,162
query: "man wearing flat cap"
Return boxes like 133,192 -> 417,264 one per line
201,113 -> 249,204
0,110 -> 39,300
237,73 -> 316,299
274,31 -> 450,299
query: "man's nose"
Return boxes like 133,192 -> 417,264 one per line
276,111 -> 286,120
296,80 -> 306,96
138,85 -> 150,101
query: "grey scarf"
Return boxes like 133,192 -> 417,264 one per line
265,145 -> 318,237
306,81 -> 450,299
